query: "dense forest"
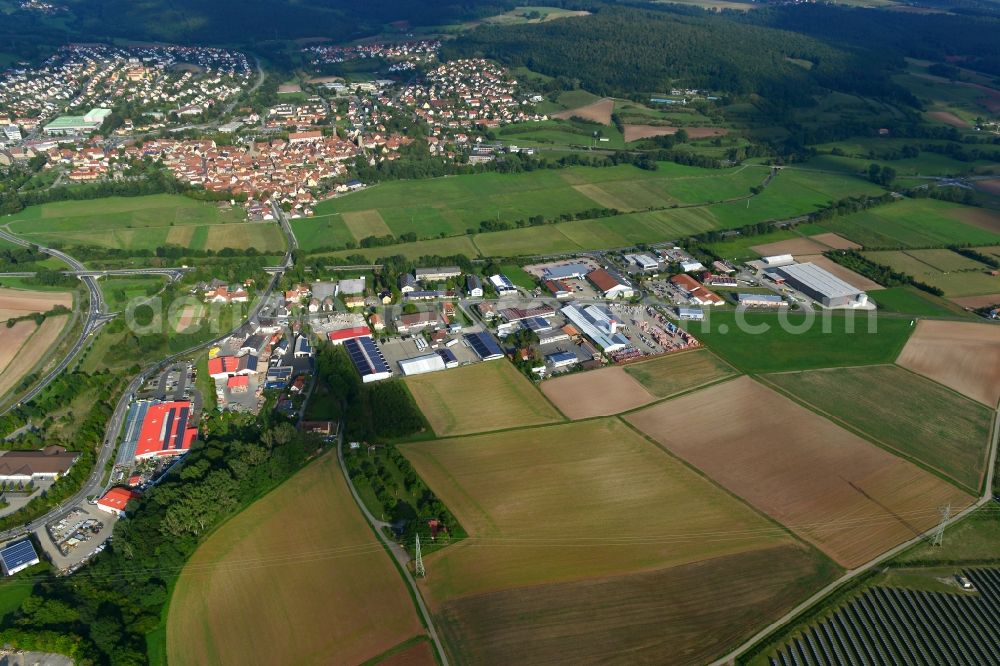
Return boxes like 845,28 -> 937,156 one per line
443,4 -> 916,107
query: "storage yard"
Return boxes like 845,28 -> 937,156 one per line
895,320 -> 1000,407
625,376 -> 974,568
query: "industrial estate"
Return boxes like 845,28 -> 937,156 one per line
0,1 -> 997,665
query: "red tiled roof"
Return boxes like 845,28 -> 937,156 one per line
587,268 -> 624,293
98,487 -> 140,512
327,326 -> 372,342
135,402 -> 197,458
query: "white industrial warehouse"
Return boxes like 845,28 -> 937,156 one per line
562,304 -> 631,352
770,262 -> 869,308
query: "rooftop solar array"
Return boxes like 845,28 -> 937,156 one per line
116,400 -> 152,465
344,337 -> 391,377
525,316 -> 553,332
436,348 -> 458,364
465,332 -> 504,360
0,539 -> 38,573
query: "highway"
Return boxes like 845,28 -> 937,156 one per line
0,208 -> 296,542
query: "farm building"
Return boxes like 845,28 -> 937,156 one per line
466,274 -> 483,298
489,274 -> 518,295
624,253 -> 660,272
770,263 -> 869,308
562,304 -> 630,353
680,260 -> 704,272
134,401 -> 198,459
500,304 -> 555,323
546,351 -> 579,369
761,254 -> 795,267
545,279 -> 574,300
399,353 -> 447,376
677,307 -> 705,321
464,332 -> 505,361
343,337 -> 392,382
671,274 -> 724,306
0,445 -> 80,483
541,262 -> 591,281
0,539 -> 38,575
415,266 -> 462,282
587,268 -> 634,299
207,354 -> 257,379
97,487 -> 141,517
738,293 -> 785,308
327,326 -> 372,345
436,348 -> 460,368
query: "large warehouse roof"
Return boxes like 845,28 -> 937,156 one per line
562,304 -> 630,352
775,262 -> 864,300
344,337 -> 392,382
399,353 -> 446,376
135,401 -> 198,459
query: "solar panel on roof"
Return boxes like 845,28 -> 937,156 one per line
0,539 -> 38,571
465,332 -> 503,360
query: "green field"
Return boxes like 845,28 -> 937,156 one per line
896,507 -> 1000,565
684,310 -> 915,374
4,195 -> 286,253
764,365 -> 992,492
290,214 -> 356,251
870,285 -> 976,318
624,349 -> 738,397
312,166 -> 888,259
807,198 -> 1000,248
864,249 -> 1000,297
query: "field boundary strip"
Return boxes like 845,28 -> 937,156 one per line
754,369 -> 988,495
613,372 -> 744,419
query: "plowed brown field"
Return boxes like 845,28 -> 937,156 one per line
626,376 -> 973,568
540,367 -> 655,419
896,319 -> 1000,407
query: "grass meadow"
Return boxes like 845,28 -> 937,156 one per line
5,195 -> 286,253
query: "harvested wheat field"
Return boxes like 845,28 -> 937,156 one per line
626,376 -> 973,568
0,287 -> 71,320
623,124 -> 728,142
540,367 -> 655,419
554,98 -> 614,124
0,321 -> 38,375
435,544 -> 835,666
404,418 -> 797,602
623,349 -> 737,398
0,315 -> 67,398
896,319 -> 1000,407
797,255 -> 885,291
167,454 -> 427,666
751,237 -> 831,256
405,361 -> 563,436
950,294 -> 1000,308
809,232 -> 862,250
